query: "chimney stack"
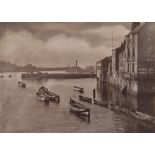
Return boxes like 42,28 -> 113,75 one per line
131,22 -> 140,30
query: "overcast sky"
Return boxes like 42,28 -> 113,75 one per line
0,23 -> 131,67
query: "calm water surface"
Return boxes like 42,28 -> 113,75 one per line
0,72 -> 155,132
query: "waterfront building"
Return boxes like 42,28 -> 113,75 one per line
109,41 -> 126,89
96,56 -> 111,82
124,22 -> 155,95
98,22 -> 155,96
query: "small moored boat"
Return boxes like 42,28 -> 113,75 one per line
36,92 -> 50,103
69,98 -> 90,122
73,86 -> 84,93
37,86 -> 60,103
79,95 -> 92,103
18,81 -> 26,88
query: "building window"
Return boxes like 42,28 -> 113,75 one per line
127,63 -> 130,72
132,47 -> 135,58
132,34 -> 135,46
127,47 -> 130,58
132,63 -> 135,73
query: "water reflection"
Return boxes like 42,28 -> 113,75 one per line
0,72 -> 154,132
97,81 -> 155,116
97,81 -> 155,132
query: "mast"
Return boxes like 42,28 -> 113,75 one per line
112,31 -> 113,51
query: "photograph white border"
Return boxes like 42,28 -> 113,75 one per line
0,0 -> 154,155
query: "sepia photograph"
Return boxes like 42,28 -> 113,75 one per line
0,22 -> 155,133
1,0 -> 155,155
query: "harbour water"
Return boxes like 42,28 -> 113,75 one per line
0,72 -> 155,132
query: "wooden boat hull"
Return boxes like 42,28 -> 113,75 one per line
74,88 -> 84,93
69,99 -> 90,122
69,105 -> 87,114
36,93 -> 50,103
79,95 -> 92,103
74,86 -> 84,93
37,87 -> 60,103
74,86 -> 84,90
18,82 -> 26,88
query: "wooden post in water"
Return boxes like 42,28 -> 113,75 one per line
93,89 -> 96,99
57,96 -> 60,103
88,109 -> 90,123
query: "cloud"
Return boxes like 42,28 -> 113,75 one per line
80,25 -> 130,48
0,23 -> 130,67
0,30 -> 111,67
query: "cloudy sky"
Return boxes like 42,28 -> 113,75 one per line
0,23 -> 131,67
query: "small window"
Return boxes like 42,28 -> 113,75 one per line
132,34 -> 135,46
132,63 -> 135,73
132,47 -> 135,58
127,48 -> 130,58
127,63 -> 130,72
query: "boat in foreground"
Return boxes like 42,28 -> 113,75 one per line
69,98 -> 90,122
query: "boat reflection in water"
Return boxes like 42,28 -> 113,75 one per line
97,81 -> 155,132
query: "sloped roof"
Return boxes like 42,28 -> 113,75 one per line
125,23 -> 146,36
131,22 -> 145,33
112,41 -> 125,54
96,56 -> 111,64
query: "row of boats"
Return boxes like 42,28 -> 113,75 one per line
17,81 -> 155,125
71,85 -> 155,124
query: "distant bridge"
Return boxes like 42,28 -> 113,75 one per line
21,67 -> 70,72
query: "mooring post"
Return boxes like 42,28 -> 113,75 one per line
57,96 -> 60,103
88,110 -> 90,123
93,89 -> 96,99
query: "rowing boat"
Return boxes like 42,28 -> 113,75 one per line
36,92 -> 50,103
18,81 -> 26,88
79,95 -> 92,103
74,86 -> 84,91
69,98 -> 91,123
37,86 -> 60,103
73,86 -> 84,93
69,98 -> 90,114
74,88 -> 84,93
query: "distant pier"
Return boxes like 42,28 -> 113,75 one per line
21,72 -> 96,79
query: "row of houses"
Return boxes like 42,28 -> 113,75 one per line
96,22 -> 155,96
